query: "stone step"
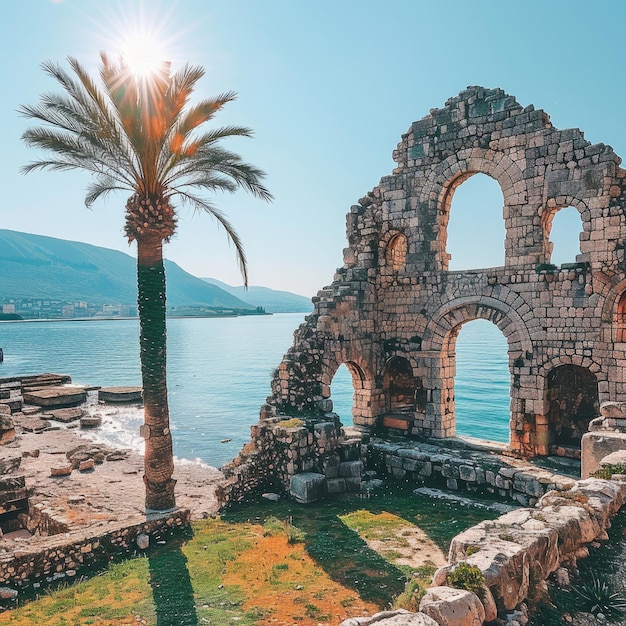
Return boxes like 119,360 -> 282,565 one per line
23,387 -> 87,408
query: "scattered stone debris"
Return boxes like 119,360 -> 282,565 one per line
41,407 -> 83,423
79,414 -> 102,428
261,492 -> 280,501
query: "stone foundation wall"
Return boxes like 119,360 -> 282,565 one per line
369,438 -> 576,506
219,415 -> 362,505
0,509 -> 190,593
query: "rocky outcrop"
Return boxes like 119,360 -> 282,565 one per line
340,609 -> 439,625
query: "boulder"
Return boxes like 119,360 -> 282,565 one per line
340,610 -> 439,625
419,586 -> 485,626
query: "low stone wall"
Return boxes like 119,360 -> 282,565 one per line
219,414 -> 361,505
342,477 -> 626,625
369,438 -> 577,506
0,509 -> 191,594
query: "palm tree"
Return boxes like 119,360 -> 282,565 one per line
19,54 -> 272,510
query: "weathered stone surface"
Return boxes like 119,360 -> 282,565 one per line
80,415 -> 102,428
340,610 -> 439,625
419,586 -> 485,626
289,472 -> 326,503
24,387 -> 86,408
98,387 -> 142,403
581,431 -> 626,477
41,407 -> 83,423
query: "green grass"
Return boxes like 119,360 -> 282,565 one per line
0,485 -> 499,625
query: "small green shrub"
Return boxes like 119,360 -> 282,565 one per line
262,516 -> 305,543
535,263 -> 558,273
263,516 -> 285,536
393,577 -> 425,612
447,562 -> 485,598
593,464 -> 626,480
465,545 -> 480,556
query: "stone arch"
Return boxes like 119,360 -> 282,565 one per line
385,233 -> 408,271
420,295 -> 532,440
418,149 -> 528,271
320,354 -> 375,428
539,196 -> 590,265
422,294 -> 533,355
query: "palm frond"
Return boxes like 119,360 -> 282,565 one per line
176,190 -> 249,286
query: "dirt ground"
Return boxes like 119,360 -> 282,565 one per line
1,424 -> 225,552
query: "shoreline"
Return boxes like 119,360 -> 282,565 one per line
1,420 -> 225,558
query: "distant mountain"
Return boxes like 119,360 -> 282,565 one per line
202,278 -> 312,313
0,230 -> 255,310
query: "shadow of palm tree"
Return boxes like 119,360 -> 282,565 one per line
148,537 -> 198,626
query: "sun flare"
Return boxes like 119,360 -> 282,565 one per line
121,35 -> 164,78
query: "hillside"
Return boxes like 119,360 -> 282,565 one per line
0,230 -> 254,310
202,278 -> 312,313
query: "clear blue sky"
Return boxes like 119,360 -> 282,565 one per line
1,0 -> 625,297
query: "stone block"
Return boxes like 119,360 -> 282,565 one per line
339,460 -> 364,478
459,465 -> 476,482
326,478 -> 346,494
419,586 -> 485,626
582,430 -> 626,477
289,472 -> 326,504
345,477 -> 363,492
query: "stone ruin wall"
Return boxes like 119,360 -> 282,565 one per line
265,86 -> 626,459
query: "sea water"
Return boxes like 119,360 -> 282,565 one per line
0,314 -> 509,467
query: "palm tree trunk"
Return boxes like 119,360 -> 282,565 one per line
136,235 -> 176,511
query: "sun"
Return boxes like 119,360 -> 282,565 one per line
120,35 -> 165,78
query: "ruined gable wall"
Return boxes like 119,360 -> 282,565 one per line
267,86 -> 626,457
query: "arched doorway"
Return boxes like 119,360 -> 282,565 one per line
546,365 -> 598,451
455,319 -> 510,443
330,363 -> 354,426
380,356 -> 426,434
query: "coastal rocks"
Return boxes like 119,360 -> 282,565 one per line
79,414 -> 102,428
339,610 -> 439,625
66,443 -> 115,467
419,586 -> 485,626
50,464 -> 73,477
23,387 -> 87,408
0,416 -> 15,444
98,387 -> 142,403
41,407 -> 83,423
14,414 -> 51,433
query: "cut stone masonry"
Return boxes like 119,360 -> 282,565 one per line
263,86 -> 626,459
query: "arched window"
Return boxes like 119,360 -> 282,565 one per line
446,173 -> 505,270
544,206 -> 583,266
386,233 -> 408,271
454,320 -> 510,442
616,292 -> 626,342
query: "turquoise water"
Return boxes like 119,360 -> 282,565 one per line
0,315 -> 509,467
